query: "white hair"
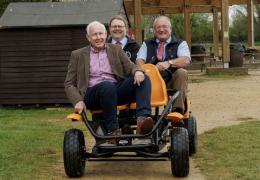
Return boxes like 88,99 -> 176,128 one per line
153,16 -> 172,29
86,21 -> 107,35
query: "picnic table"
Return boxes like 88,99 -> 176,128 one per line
244,47 -> 259,63
191,54 -> 218,72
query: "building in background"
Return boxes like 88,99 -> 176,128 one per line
0,0 -> 128,105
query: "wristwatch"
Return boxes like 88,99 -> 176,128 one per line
168,60 -> 174,65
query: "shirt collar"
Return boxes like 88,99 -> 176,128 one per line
156,36 -> 171,44
90,44 -> 106,53
111,37 -> 127,48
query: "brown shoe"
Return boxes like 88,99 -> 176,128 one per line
136,117 -> 154,134
101,129 -> 121,146
109,129 -> 122,136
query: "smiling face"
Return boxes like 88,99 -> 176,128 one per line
87,22 -> 107,50
109,19 -> 127,41
153,16 -> 172,42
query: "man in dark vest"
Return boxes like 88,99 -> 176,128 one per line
108,15 -> 140,133
107,15 -> 140,63
136,16 -> 191,114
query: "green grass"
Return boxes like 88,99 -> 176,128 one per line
0,107 -> 84,180
194,121 -> 260,180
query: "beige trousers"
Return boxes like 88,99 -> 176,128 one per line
167,68 -> 188,112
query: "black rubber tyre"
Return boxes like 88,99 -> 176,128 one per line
185,114 -> 198,155
188,114 -> 197,155
63,129 -> 86,177
170,127 -> 189,177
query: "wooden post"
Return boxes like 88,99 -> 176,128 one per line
213,6 -> 219,59
247,0 -> 254,47
134,0 -> 142,44
221,0 -> 230,68
184,0 -> 191,49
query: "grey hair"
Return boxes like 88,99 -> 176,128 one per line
86,21 -> 107,35
153,16 -> 172,29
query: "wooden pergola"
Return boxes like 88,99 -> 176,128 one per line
124,0 -> 260,68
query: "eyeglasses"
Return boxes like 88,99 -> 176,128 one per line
111,25 -> 125,29
155,25 -> 170,30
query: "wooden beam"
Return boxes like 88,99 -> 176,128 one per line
190,5 -> 220,12
184,1 -> 191,49
212,6 -> 219,58
221,0 -> 230,68
124,0 -> 260,14
125,5 -> 222,15
134,0 -> 142,44
247,0 -> 254,47
142,6 -> 182,14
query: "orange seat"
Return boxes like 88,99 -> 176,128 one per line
67,64 -> 168,120
167,112 -> 184,122
90,104 -> 128,115
66,113 -> 82,121
183,99 -> 191,119
130,64 -> 168,109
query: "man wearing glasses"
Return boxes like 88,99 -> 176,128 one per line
108,15 -> 140,63
136,16 -> 191,115
107,15 -> 141,134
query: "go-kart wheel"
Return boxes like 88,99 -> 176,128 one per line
170,127 -> 189,177
63,129 -> 86,177
185,113 -> 198,155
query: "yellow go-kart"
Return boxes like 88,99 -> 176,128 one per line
63,64 -> 197,178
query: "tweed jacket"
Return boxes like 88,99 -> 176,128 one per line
64,43 -> 142,106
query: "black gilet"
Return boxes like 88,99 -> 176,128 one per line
144,35 -> 183,73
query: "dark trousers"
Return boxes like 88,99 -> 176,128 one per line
84,75 -> 151,133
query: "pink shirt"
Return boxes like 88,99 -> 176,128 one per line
88,47 -> 117,87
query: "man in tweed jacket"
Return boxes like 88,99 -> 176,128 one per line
64,21 -> 154,144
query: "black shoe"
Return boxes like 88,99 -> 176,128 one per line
122,124 -> 134,134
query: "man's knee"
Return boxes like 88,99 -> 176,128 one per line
138,75 -> 151,91
99,81 -> 117,93
168,68 -> 188,89
173,68 -> 188,79
143,74 -> 151,85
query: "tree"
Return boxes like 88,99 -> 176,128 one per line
229,4 -> 260,43
254,5 -> 260,41
229,8 -> 247,42
169,14 -> 185,39
190,13 -> 212,42
169,13 -> 212,43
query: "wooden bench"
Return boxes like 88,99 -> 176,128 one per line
191,54 -> 217,72
244,52 -> 258,63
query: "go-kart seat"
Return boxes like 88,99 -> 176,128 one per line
90,64 -> 168,115
67,64 -> 169,120
129,64 -> 168,109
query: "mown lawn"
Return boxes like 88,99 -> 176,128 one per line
194,120 -> 260,180
0,107 -> 85,180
